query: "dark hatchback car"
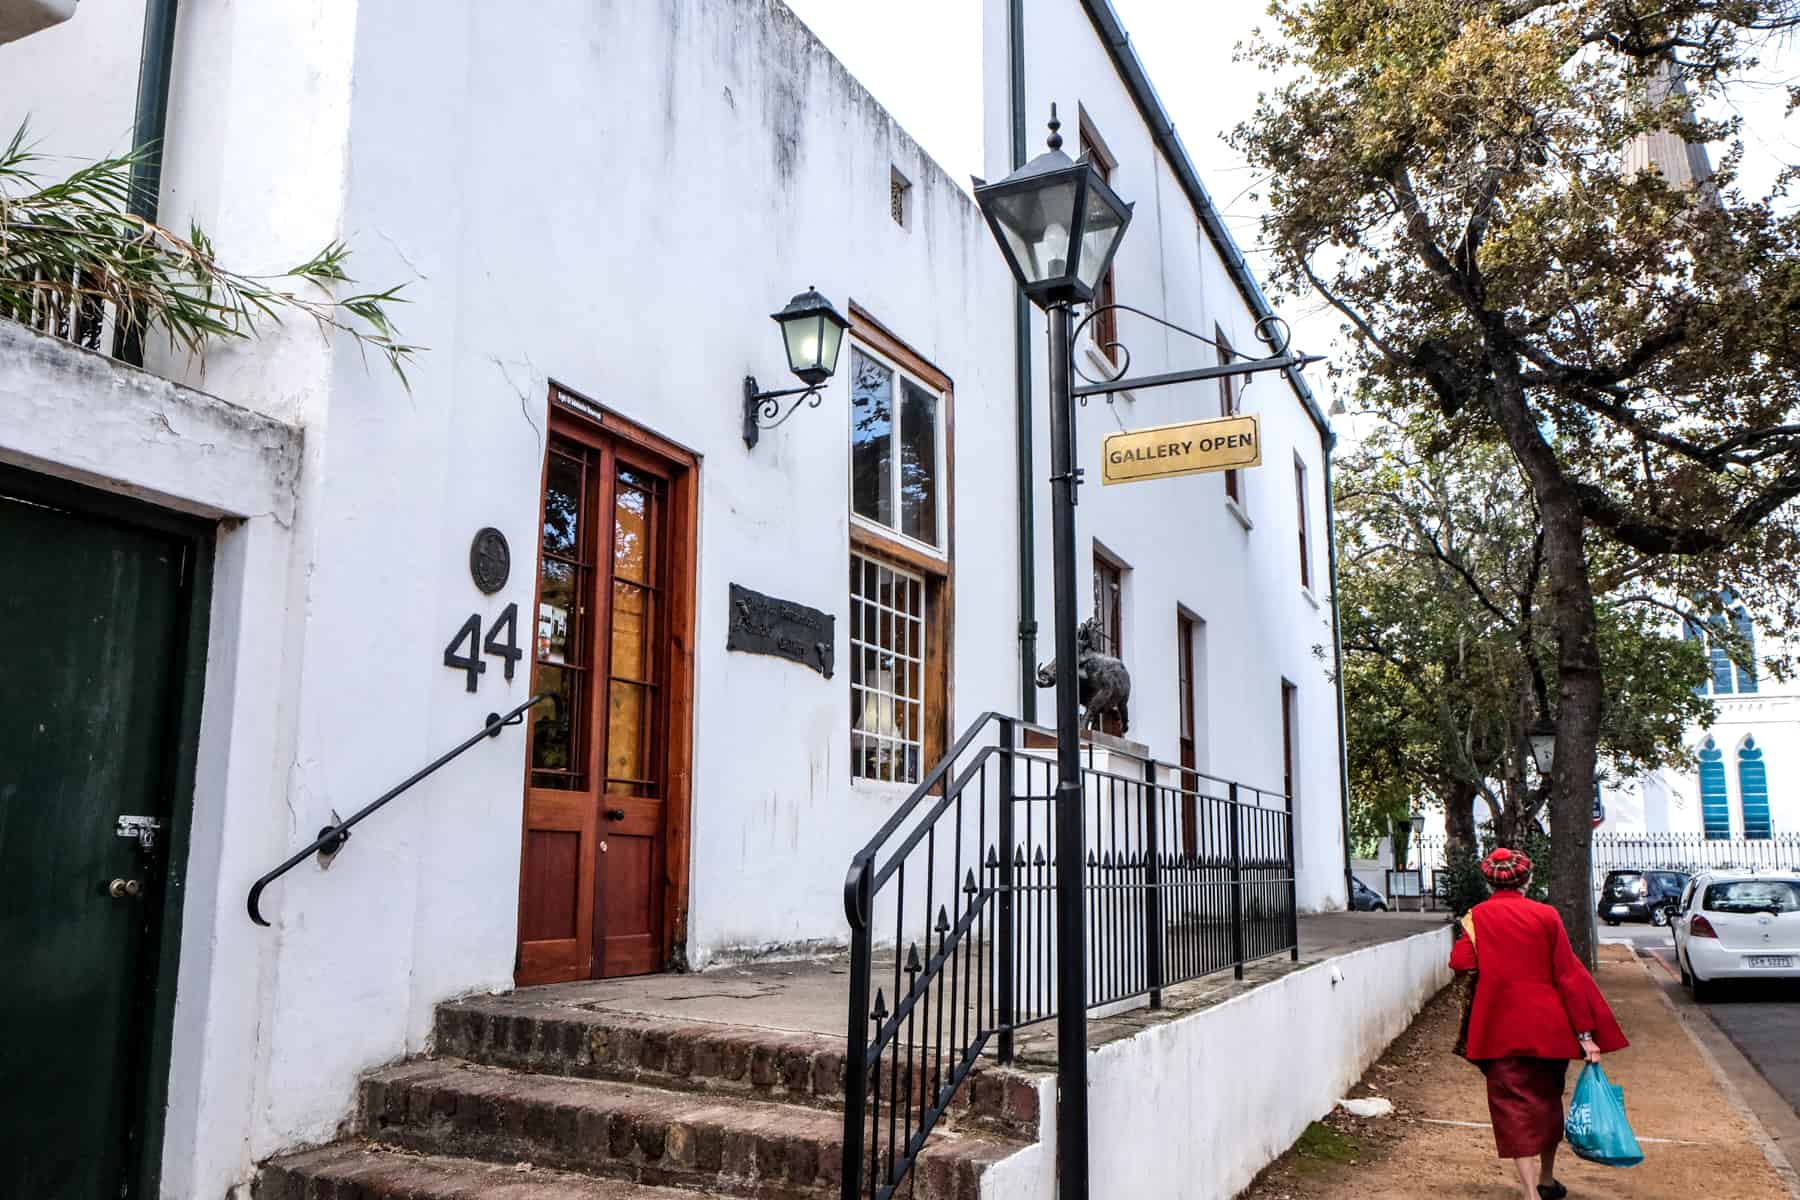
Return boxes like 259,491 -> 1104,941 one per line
1350,878 -> 1389,912
1598,869 -> 1690,926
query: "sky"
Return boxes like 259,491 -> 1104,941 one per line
780,0 -> 1799,420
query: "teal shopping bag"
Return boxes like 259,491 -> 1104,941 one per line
1565,1063 -> 1644,1167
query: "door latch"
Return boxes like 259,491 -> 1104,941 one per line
117,815 -> 163,850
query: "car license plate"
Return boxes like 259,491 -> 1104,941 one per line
1745,956 -> 1794,969
1610,905 -> 1631,915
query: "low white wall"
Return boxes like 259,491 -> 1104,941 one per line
983,926 -> 1454,1200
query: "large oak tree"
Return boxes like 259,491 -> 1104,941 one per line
1239,0 -> 1800,960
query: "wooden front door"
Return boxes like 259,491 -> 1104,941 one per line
517,398 -> 695,984
0,466 -> 209,1198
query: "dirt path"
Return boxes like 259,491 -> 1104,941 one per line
1242,946 -> 1790,1199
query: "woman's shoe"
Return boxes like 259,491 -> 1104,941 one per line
1537,1184 -> 1568,1200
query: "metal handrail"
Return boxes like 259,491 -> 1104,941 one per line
246,693 -> 554,926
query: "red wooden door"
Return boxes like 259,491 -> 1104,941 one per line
518,406 -> 692,984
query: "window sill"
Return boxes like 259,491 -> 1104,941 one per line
852,776 -> 923,802
1084,343 -> 1133,400
1225,497 -> 1253,532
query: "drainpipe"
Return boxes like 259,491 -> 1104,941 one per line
120,0 -> 179,364
1009,0 -> 1038,723
1325,444 -> 1354,906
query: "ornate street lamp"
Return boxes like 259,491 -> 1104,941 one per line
973,107 -> 1133,308
1528,717 -> 1557,776
743,286 -> 850,448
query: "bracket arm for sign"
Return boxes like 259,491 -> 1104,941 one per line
1072,351 -> 1326,400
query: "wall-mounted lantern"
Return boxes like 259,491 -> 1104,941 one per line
743,286 -> 850,449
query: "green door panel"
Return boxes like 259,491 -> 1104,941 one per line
0,484 -> 192,1198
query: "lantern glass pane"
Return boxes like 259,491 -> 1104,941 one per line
819,315 -> 846,377
989,179 -> 1079,285
1076,185 -> 1128,292
783,313 -> 825,375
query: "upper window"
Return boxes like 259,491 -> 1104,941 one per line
851,345 -> 943,550
890,166 -> 912,229
1080,113 -> 1119,364
1683,595 -> 1758,695
1217,325 -> 1242,506
1294,458 -> 1312,591
1092,551 -> 1126,735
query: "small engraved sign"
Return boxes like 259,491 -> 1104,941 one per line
727,583 -> 835,678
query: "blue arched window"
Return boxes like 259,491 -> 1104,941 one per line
1738,736 -> 1773,840
1699,736 -> 1731,840
1684,596 -> 1759,696
1732,607 -> 1759,694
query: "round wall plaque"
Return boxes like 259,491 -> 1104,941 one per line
469,527 -> 511,594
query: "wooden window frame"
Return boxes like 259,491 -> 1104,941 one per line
1080,109 -> 1120,365
1092,547 -> 1126,736
1217,324 -> 1243,507
1294,455 -> 1312,592
1177,611 -> 1200,856
847,305 -> 955,784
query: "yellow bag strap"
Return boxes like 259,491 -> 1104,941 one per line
1460,914 -> 1477,947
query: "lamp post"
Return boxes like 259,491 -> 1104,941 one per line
973,106 -> 1132,1200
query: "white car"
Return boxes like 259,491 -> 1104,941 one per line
1671,869 -> 1800,1001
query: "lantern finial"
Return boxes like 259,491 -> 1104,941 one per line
1047,103 -> 1063,152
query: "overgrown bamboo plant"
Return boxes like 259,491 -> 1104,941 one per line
0,122 -> 417,386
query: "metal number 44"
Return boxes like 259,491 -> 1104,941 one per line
444,602 -> 523,692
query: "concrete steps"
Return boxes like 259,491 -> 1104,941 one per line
257,999 -> 1038,1200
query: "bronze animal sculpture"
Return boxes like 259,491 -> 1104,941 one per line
1035,616 -> 1131,733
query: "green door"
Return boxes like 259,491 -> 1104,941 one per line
0,467 -> 209,1198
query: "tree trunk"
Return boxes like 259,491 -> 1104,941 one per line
1442,778 -> 1479,853
1484,350 -> 1604,967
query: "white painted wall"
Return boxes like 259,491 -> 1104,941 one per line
982,926 -> 1455,1200
982,0 -> 1347,911
3,0 -> 1346,1193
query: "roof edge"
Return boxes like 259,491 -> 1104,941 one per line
1076,0 -> 1334,447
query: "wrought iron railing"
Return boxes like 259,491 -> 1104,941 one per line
245,694 -> 553,925
840,713 -> 1296,1200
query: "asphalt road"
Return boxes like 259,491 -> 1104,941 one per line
1606,923 -> 1800,1122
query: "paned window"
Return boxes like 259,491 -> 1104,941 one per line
1684,592 -> 1758,696
532,437 -> 597,791
1092,553 -> 1125,735
1738,736 -> 1773,840
851,346 -> 942,548
1177,613 -> 1200,855
850,553 -> 926,784
1217,324 -> 1242,505
1294,459 -> 1312,591
847,317 -> 953,785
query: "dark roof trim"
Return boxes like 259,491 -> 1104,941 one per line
1077,0 -> 1334,447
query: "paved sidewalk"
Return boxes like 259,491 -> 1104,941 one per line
1243,945 -> 1796,1199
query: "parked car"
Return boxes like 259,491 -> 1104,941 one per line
1597,869 -> 1690,927
1350,878 -> 1389,912
1671,870 -> 1800,1001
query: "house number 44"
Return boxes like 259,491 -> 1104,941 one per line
443,602 -> 523,692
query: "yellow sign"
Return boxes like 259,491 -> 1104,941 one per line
1101,414 -> 1262,485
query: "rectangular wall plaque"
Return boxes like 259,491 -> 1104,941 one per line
727,583 -> 835,678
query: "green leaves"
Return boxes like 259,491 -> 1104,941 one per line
0,121 -> 419,388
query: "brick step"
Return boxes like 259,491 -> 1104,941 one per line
256,1142 -> 699,1199
360,1058 -> 1021,1200
433,998 -> 1041,1138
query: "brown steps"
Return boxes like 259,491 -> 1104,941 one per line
257,1142 -> 699,1199
433,997 -> 1042,1139
356,1058 -> 1018,1199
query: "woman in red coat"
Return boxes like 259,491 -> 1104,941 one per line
1449,848 -> 1628,1200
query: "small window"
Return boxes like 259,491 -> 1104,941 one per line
1080,114 -> 1119,364
890,167 -> 912,228
1294,458 -> 1312,591
1217,325 -> 1242,506
1092,552 -> 1126,735
851,346 -> 942,549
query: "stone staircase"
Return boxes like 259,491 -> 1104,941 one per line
256,989 -> 1042,1199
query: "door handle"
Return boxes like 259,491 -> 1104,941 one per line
107,878 -> 142,900
604,808 -> 626,822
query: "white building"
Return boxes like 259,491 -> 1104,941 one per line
1603,611 -> 1800,840
0,1 -> 1347,1195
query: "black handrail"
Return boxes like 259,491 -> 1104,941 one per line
246,693 -> 554,926
841,712 -> 1299,1200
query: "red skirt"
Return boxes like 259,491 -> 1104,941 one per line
1478,1057 -> 1569,1158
